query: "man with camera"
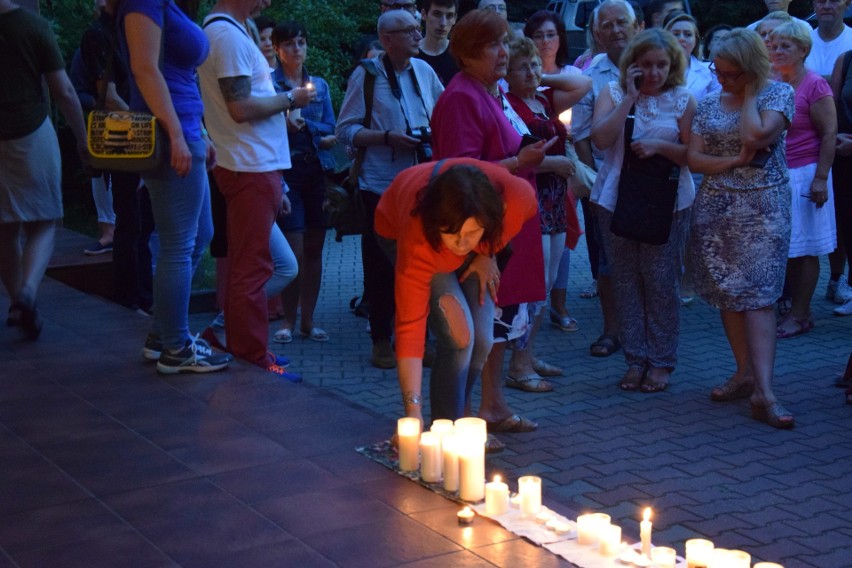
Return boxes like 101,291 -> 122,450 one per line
336,9 -> 444,369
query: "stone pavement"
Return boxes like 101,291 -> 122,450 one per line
0,224 -> 849,567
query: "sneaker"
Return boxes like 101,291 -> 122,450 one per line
84,241 -> 113,255
156,334 -> 232,374
835,280 -> 852,305
143,333 -> 163,361
835,298 -> 852,316
371,339 -> 396,369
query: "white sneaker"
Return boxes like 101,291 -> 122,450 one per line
835,280 -> 852,305
835,298 -> 852,316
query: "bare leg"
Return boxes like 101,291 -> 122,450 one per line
280,230 -> 304,333
298,228 -> 326,333
508,309 -> 545,377
97,222 -> 115,245
598,274 -> 619,336
473,342 -> 514,422
778,256 -> 818,334
720,310 -> 753,383
550,287 -> 567,317
743,306 -> 780,405
19,221 -> 56,303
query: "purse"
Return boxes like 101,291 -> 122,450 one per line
610,104 -> 679,246
85,4 -> 166,173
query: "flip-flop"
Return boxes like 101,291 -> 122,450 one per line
590,334 -> 620,357
505,375 -> 554,393
300,327 -> 329,342
486,414 -> 538,433
776,316 -> 814,339
273,328 -> 293,344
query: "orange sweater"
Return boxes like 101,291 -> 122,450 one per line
375,158 -> 538,359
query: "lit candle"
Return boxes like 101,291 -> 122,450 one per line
484,475 -> 509,516
456,418 -> 486,502
708,549 -> 731,568
728,550 -> 751,568
753,563 -> 784,568
430,419 -> 454,441
650,546 -> 677,568
457,506 -> 475,525
510,494 -> 521,508
305,81 -> 315,92
576,512 -> 610,546
397,417 -> 420,472
640,507 -> 652,558
442,433 -> 460,492
598,523 -> 622,557
419,431 -> 441,483
685,538 -> 714,568
518,475 -> 542,516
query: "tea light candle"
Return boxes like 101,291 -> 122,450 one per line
397,417 -> 420,472
510,494 -> 521,508
650,546 -> 677,568
485,475 -> 509,516
598,523 -> 622,557
419,431 -> 441,483
753,563 -> 784,568
685,538 -> 714,568
535,510 -> 553,524
518,475 -> 542,516
442,433 -> 460,492
640,507 -> 652,558
457,506 -> 475,525
633,555 -> 652,568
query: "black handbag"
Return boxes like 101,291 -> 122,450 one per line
610,104 -> 679,245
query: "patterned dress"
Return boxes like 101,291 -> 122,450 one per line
687,81 -> 795,311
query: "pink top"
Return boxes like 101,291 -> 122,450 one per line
786,71 -> 833,168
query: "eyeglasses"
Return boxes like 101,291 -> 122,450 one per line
709,63 -> 744,82
382,1 -> 417,13
483,3 -> 508,13
509,62 -> 542,73
531,32 -> 559,42
386,26 -> 422,38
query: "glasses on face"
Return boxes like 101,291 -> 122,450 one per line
509,61 -> 542,73
483,3 -> 508,13
382,1 -> 417,13
387,26 -> 422,38
709,63 -> 744,82
531,32 -> 559,42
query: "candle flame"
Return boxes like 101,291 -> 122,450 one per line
643,507 -> 651,521
494,475 -> 501,483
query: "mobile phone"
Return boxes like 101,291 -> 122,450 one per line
748,148 -> 772,168
519,134 -> 542,152
634,75 -> 644,89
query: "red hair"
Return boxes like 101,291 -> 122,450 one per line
449,9 -> 510,68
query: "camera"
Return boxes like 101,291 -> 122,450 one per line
407,126 -> 432,163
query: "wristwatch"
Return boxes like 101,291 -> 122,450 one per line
285,91 -> 295,108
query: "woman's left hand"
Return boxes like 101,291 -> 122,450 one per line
170,134 -> 192,177
460,254 -> 500,305
809,177 -> 829,208
630,138 -> 660,159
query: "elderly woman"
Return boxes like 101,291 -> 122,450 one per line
118,0 -> 231,373
431,9 -> 553,441
375,159 -> 537,426
664,13 -> 719,102
0,0 -> 88,339
769,22 -> 836,338
687,29 -> 795,428
756,10 -> 792,50
589,29 -> 695,393
505,38 -> 591,366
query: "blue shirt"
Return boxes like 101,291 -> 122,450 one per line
118,0 -> 209,140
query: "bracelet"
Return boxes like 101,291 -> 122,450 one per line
200,127 -> 209,138
384,130 -> 391,145
402,391 -> 422,406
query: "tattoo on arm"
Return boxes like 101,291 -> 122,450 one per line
218,76 -> 251,102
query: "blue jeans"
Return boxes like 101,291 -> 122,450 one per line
143,139 -> 213,350
553,246 -> 571,290
427,269 -> 494,420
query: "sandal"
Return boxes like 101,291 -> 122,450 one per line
485,414 -> 538,433
619,366 -> 645,391
532,358 -> 563,377
273,328 -> 293,344
590,334 -> 620,357
505,374 -> 554,393
710,377 -> 755,402
640,368 -> 669,393
6,301 -> 23,327
549,310 -> 579,332
485,433 -> 505,453
579,282 -> 599,299
750,401 -> 795,429
776,297 -> 792,318
776,316 -> 814,339
300,327 -> 329,342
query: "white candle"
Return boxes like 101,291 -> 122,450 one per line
576,512 -> 610,546
551,521 -> 572,535
397,417 -> 420,472
419,431 -> 441,483
430,419 -> 454,437
518,475 -> 542,516
535,510 -> 553,524
708,549 -> 731,568
650,546 -> 677,568
457,436 -> 485,502
484,475 -> 509,516
510,494 -> 521,508
598,523 -> 622,557
685,538 -> 714,568
457,506 -> 475,525
640,507 -> 652,558
728,550 -> 751,568
753,563 -> 784,568
454,417 -> 487,443
441,433 -> 460,492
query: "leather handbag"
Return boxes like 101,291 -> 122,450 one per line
610,105 -> 679,246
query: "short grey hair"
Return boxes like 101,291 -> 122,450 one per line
377,10 -> 415,35
595,0 -> 637,30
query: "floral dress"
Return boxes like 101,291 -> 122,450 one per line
687,81 -> 795,311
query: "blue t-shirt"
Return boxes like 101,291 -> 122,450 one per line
118,0 -> 209,140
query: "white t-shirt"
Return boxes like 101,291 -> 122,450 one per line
199,14 -> 290,172
806,25 -> 852,76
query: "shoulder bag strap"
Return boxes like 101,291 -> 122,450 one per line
349,69 -> 376,181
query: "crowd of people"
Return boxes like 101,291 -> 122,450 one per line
3,0 -> 852,439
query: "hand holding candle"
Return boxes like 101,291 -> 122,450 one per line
640,507 -> 652,558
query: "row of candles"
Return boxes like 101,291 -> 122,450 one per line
397,418 -> 784,568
